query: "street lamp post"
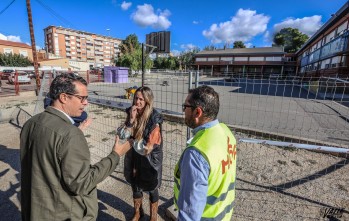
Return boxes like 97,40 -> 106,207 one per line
106,28 -> 111,66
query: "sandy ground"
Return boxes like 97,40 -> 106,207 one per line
0,91 -> 348,221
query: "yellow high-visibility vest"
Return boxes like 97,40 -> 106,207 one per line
174,123 -> 237,220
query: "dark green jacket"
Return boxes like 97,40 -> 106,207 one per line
20,107 -> 120,221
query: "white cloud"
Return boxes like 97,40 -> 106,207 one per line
245,43 -> 253,48
180,43 -> 197,51
193,21 -> 199,25
203,9 -> 270,44
131,4 -> 171,29
121,1 -> 132,10
0,33 -> 22,42
273,15 -> 322,36
0,33 -> 7,40
171,50 -> 180,56
7,35 -> 21,42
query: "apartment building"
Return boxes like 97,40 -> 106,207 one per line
194,47 -> 296,77
0,39 -> 33,60
296,2 -> 349,78
44,25 -> 122,67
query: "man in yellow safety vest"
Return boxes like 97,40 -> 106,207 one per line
174,85 -> 237,220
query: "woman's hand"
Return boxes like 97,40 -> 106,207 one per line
129,105 -> 138,124
144,144 -> 154,155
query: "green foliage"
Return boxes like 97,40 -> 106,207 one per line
203,45 -> 216,51
119,34 -> 140,54
273,28 -> 309,53
115,34 -> 152,71
177,47 -> 200,70
153,56 -> 179,70
233,41 -> 246,48
0,53 -> 32,66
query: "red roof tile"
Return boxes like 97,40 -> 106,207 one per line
0,40 -> 32,49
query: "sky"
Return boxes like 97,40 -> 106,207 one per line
0,0 -> 347,56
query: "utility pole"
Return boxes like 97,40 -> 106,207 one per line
141,43 -> 156,87
141,43 -> 145,86
106,28 -> 112,66
26,0 -> 41,95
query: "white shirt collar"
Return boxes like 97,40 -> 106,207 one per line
51,107 -> 75,124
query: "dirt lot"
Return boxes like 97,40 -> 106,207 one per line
0,92 -> 348,221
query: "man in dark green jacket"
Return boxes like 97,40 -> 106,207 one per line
20,73 -> 132,221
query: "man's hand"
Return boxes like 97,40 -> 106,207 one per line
78,118 -> 92,130
113,135 -> 132,156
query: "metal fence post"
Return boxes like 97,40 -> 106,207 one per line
186,71 -> 193,140
195,71 -> 199,88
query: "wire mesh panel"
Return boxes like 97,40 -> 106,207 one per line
205,74 -> 349,148
32,70 -> 349,220
83,71 -> 190,195
234,141 -> 348,220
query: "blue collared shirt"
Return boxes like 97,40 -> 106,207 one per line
177,119 -> 219,221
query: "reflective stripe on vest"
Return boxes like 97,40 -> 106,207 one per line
201,201 -> 236,221
206,182 -> 235,205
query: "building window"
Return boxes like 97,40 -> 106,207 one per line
337,21 -> 348,36
19,50 -> 28,57
196,57 -> 207,62
249,57 -> 264,61
234,57 -> 248,61
4,48 -> 13,54
266,57 -> 282,61
220,57 -> 233,61
207,57 -> 219,61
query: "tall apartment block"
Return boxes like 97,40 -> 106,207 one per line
44,25 -> 122,67
146,31 -> 170,54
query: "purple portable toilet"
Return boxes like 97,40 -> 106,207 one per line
103,66 -> 113,83
104,66 -> 129,83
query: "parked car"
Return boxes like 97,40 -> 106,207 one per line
26,71 -> 36,79
1,69 -> 14,80
8,71 -> 31,84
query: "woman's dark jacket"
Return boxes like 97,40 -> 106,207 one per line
124,108 -> 163,191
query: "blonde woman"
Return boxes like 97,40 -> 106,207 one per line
121,86 -> 163,221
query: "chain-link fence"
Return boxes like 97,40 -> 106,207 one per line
32,70 -> 349,220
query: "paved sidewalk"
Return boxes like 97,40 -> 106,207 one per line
0,92 -> 172,220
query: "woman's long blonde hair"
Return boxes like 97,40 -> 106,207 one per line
131,87 -> 154,140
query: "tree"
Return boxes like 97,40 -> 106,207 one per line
203,45 -> 216,51
0,53 -> 32,66
153,56 -> 179,70
273,28 -> 309,53
233,41 -> 246,49
164,56 -> 179,70
119,34 -> 140,54
153,57 -> 166,69
115,34 -> 152,72
178,47 -> 200,71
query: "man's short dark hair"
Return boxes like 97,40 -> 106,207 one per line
188,85 -> 220,119
49,73 -> 87,100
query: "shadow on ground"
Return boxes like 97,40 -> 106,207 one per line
0,145 -> 21,220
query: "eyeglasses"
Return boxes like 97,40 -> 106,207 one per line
66,93 -> 88,103
182,104 -> 195,112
